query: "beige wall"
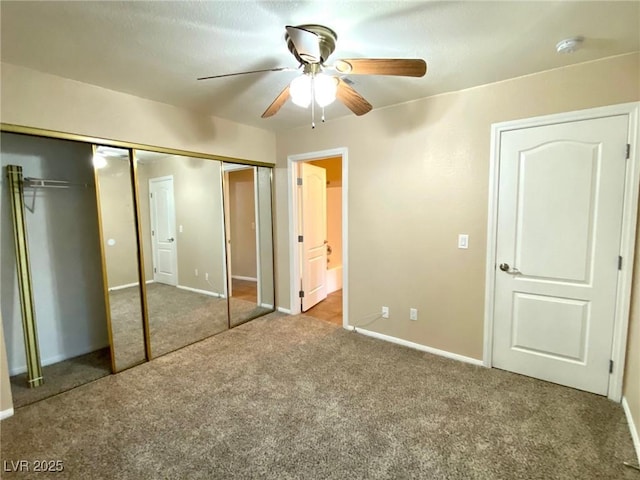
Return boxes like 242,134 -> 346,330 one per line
0,64 -> 276,415
0,312 -> 13,414
625,208 -> 640,453
138,155 -> 226,295
0,63 -> 276,164
229,168 -> 258,279
274,53 -> 640,361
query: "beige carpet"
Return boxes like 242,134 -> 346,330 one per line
1,313 -> 636,479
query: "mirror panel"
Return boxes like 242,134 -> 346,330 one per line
94,146 -> 146,372
135,151 -> 228,357
224,163 -> 275,326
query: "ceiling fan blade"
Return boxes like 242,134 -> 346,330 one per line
334,58 -> 427,77
261,84 -> 291,118
335,78 -> 372,116
285,26 -> 321,63
198,67 -> 294,81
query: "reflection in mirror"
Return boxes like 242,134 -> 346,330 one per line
135,151 -> 228,357
223,164 -> 275,326
94,146 -> 146,372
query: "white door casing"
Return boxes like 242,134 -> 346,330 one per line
300,162 -> 328,311
287,147 -> 349,327
149,176 -> 177,286
491,114 -> 630,396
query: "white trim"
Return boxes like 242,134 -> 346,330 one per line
483,102 -> 640,402
176,284 -> 222,298
146,279 -> 154,284
622,396 -> 640,465
287,147 -> 349,328
277,307 -> 292,314
260,303 -> 274,309
0,408 -> 14,420
346,326 -> 485,367
232,275 -> 257,282
108,282 -> 140,291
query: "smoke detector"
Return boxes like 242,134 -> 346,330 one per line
556,37 -> 583,54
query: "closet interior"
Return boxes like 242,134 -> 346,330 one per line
0,130 -> 275,408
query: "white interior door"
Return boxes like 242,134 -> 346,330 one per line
149,176 -> 177,286
300,163 -> 327,311
492,115 -> 628,395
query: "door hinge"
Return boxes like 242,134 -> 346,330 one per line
618,255 -> 623,270
298,235 -> 303,243
152,230 -> 155,237
150,192 -> 153,198
297,177 -> 303,186
627,144 -> 631,160
154,267 -> 157,273
299,290 -> 304,298
609,360 -> 614,374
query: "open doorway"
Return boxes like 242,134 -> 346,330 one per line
288,148 -> 348,328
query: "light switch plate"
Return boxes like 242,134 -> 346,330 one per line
458,234 -> 469,249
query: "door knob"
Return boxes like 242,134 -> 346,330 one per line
168,237 -> 175,242
499,263 -> 521,274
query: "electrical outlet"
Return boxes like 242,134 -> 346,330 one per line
195,269 -> 198,277
410,308 -> 418,321
205,273 -> 209,281
382,306 -> 389,319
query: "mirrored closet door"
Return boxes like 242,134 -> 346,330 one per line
93,146 -> 147,372
223,163 -> 275,327
134,150 -> 229,357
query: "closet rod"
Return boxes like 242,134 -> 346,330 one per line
23,177 -> 89,189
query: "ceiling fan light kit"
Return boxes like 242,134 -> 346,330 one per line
198,24 -> 427,127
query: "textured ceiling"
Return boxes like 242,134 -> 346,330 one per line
1,1 -> 639,131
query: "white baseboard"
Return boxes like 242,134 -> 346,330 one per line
622,396 -> 640,464
109,282 -> 139,291
0,408 -> 14,420
232,275 -> 257,282
277,307 -> 292,314
176,285 -> 221,298
345,326 -> 485,367
9,341 -> 110,376
260,303 -> 274,309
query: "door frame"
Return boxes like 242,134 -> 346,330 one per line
483,102 -> 640,401
149,175 -> 178,286
287,147 -> 349,327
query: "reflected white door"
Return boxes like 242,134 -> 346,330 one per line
493,115 -> 628,395
149,176 -> 177,286
300,163 -> 327,311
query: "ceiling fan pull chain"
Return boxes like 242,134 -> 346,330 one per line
321,107 -> 326,123
311,73 -> 316,129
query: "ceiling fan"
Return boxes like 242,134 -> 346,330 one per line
198,25 -> 427,124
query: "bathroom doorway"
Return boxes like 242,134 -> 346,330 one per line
288,148 -> 347,327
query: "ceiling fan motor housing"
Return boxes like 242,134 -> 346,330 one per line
286,24 -> 337,64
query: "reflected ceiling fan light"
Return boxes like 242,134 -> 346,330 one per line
92,153 -> 107,169
290,75 -> 312,107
